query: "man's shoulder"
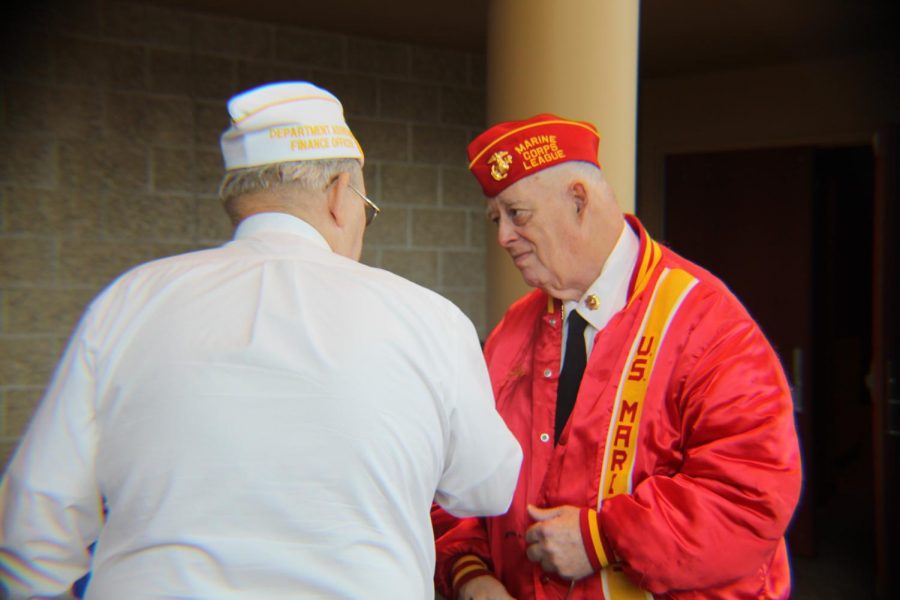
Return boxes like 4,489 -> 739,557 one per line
502,288 -> 548,322
484,289 -> 545,350
349,260 -> 471,321
109,245 -> 226,287
655,243 -> 759,326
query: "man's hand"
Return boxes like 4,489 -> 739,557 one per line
524,504 -> 594,580
456,574 -> 516,600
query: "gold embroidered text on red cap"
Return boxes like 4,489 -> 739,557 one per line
467,114 -> 601,197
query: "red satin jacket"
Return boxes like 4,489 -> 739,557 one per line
434,216 -> 802,599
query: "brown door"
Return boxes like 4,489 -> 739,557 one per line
663,147 -> 816,555
872,125 -> 899,599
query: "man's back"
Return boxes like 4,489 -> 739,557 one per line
3,214 -> 520,599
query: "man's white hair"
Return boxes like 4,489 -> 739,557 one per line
218,158 -> 361,205
558,160 -> 605,185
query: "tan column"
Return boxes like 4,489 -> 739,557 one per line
483,0 -> 639,330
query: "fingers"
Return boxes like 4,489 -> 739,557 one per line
523,505 -> 593,580
526,541 -> 542,562
526,542 -> 557,576
527,503 -> 562,521
524,521 -> 543,545
457,573 -> 517,600
524,504 -> 560,558
524,503 -> 560,545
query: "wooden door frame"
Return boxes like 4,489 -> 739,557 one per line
872,125 -> 899,600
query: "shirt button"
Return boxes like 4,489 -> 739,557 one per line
540,433 -> 550,443
543,368 -> 552,378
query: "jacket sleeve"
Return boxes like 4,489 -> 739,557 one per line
598,297 -> 802,593
432,506 -> 494,599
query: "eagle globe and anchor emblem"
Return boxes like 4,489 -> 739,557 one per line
488,150 -> 513,181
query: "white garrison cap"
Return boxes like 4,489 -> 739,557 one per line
220,81 -> 364,170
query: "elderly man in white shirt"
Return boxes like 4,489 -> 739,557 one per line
0,81 -> 522,600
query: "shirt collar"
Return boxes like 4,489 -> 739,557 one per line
563,220 -> 640,331
233,212 -> 331,251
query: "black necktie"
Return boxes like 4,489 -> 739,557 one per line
555,311 -> 588,442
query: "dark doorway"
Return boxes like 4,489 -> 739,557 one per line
871,125 -> 900,600
663,145 -> 876,598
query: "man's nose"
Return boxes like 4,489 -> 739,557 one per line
497,218 -> 518,248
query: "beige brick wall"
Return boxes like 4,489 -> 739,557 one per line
0,0 -> 489,467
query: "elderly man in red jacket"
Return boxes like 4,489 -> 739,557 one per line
433,115 -> 802,600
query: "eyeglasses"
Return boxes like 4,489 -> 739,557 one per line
348,184 -> 381,227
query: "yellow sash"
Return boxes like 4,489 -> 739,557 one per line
597,267 -> 698,599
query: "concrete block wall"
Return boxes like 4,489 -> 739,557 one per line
0,0 -> 489,466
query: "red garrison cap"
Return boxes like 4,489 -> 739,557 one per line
467,114 -> 601,197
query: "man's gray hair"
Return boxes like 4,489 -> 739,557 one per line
218,158 -> 361,205
562,160 -> 606,185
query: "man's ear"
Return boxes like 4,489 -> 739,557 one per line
570,180 -> 588,217
326,172 -> 351,227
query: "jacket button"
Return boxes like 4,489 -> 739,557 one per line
549,318 -> 557,326
539,433 -> 550,443
540,575 -> 551,584
543,368 -> 552,378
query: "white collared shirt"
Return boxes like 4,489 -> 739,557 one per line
233,210 -> 331,247
0,212 -> 522,599
561,220 -> 640,363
